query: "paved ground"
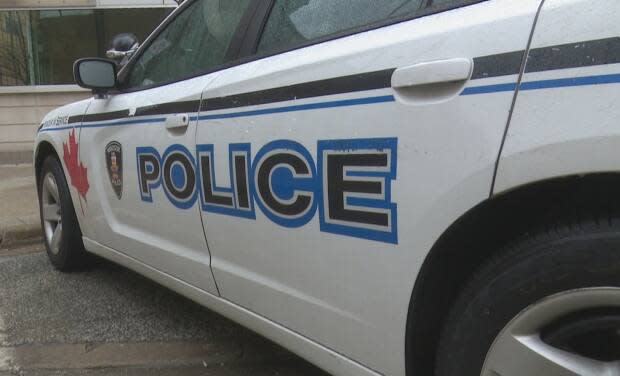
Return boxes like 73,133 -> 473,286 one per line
0,165 -> 41,248
0,164 -> 328,375
0,244 -> 329,375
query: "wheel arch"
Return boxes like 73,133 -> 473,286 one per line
35,140 -> 61,186
405,172 -> 620,376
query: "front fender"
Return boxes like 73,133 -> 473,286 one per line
35,98 -> 93,235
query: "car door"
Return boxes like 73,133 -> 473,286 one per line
78,0 -> 253,294
194,0 -> 542,374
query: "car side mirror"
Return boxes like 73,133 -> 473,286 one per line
73,58 -> 117,98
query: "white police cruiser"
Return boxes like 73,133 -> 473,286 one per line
34,0 -> 620,375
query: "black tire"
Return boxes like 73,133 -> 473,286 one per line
38,155 -> 91,271
435,217 -> 620,376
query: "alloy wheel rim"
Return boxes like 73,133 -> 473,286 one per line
41,172 -> 62,255
481,288 -> 620,376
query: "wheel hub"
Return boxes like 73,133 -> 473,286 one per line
41,172 -> 63,255
542,307 -> 620,362
481,288 -> 620,376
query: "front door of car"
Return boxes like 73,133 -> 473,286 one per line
78,0 -> 252,294
195,0 -> 542,374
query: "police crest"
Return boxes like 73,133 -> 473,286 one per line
105,142 -> 123,199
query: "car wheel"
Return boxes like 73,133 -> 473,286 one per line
435,218 -> 620,376
39,155 -> 91,271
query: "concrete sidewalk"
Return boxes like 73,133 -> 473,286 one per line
0,164 -> 42,249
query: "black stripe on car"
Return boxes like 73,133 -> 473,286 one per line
68,37 -> 620,125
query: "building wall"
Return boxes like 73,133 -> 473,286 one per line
0,1 -> 177,9
0,2 -> 175,163
97,0 -> 178,7
0,86 -> 90,163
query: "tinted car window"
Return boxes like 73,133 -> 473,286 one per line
429,0 -> 467,7
127,0 -> 250,89
257,0 -> 425,54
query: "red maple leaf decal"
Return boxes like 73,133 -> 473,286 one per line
62,129 -> 89,201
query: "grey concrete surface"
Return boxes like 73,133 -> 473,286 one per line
0,164 -> 41,248
0,247 -> 329,376
0,151 -> 33,166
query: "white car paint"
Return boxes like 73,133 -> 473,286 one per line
34,0 -> 620,375
495,0 -> 620,194
77,74 -> 220,295
194,2 -> 540,374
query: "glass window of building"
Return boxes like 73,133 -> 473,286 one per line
0,7 -> 170,86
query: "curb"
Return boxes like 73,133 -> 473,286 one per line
0,338 -> 295,372
0,223 -> 42,250
3,341 -> 241,371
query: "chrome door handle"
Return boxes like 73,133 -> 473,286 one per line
165,114 -> 190,131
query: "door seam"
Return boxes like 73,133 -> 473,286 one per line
489,0 -> 547,197
194,88 -> 222,297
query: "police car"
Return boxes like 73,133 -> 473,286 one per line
34,0 -> 620,375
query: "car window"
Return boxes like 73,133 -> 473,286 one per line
257,0 -> 425,54
428,0 -> 468,8
126,0 -> 250,89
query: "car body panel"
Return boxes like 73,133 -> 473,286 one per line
76,75 -> 220,294
37,98 -> 93,227
495,0 -> 620,194
194,1 -> 541,374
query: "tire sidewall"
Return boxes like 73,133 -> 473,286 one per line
436,231 -> 620,376
38,155 -> 85,269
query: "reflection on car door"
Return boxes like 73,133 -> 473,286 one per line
195,0 -> 542,374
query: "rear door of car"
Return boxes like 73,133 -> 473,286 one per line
195,0 -> 542,374
78,0 -> 254,294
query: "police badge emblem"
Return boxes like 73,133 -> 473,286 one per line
105,142 -> 123,199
